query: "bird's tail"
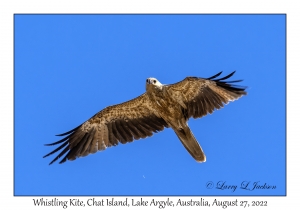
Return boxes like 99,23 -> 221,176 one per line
174,127 -> 206,162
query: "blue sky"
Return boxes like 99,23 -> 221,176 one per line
14,14 -> 285,196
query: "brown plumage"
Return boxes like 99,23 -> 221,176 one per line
44,71 -> 247,164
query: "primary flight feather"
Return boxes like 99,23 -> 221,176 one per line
44,71 -> 247,164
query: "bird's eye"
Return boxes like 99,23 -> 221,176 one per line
153,80 -> 156,84
146,79 -> 149,83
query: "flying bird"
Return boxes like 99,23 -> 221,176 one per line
44,71 -> 247,164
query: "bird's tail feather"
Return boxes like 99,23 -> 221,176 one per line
174,127 -> 206,162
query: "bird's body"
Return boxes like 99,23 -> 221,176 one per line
146,80 -> 206,162
44,71 -> 247,164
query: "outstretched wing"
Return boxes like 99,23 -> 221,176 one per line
166,71 -> 247,119
44,93 -> 169,165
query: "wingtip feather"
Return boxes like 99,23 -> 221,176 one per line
55,124 -> 82,136
213,71 -> 236,81
206,71 -> 223,80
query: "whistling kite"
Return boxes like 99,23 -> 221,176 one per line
44,71 -> 247,164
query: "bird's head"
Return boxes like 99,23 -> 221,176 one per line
146,77 -> 163,91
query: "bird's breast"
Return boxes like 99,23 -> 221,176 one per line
149,88 -> 183,125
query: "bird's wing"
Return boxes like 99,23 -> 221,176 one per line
44,93 -> 169,164
166,71 -> 247,119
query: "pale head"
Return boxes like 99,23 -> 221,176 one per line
146,77 -> 163,85
146,77 -> 163,91
146,77 -> 163,90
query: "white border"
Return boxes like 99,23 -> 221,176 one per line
1,0 -> 295,209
